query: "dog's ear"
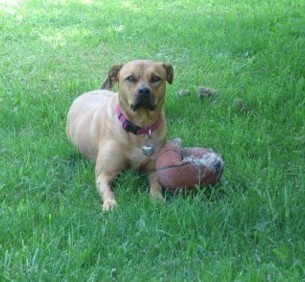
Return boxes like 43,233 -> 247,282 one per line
100,64 -> 124,89
162,63 -> 174,84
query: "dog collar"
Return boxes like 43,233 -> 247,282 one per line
115,105 -> 162,135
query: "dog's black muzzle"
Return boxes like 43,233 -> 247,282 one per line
131,85 -> 156,111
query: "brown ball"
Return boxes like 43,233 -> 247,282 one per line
156,140 -> 224,192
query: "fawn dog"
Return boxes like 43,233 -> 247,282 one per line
66,60 -> 173,210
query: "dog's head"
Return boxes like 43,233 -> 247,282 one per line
101,60 -> 173,112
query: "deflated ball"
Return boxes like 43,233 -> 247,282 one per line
156,139 -> 224,192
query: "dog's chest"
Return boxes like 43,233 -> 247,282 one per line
129,146 -> 152,168
127,136 -> 158,170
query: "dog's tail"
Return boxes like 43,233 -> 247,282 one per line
100,77 -> 111,90
100,64 -> 123,90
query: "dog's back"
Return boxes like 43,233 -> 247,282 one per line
66,90 -> 114,160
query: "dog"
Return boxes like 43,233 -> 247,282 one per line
66,60 -> 173,211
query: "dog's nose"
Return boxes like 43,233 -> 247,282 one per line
138,85 -> 151,96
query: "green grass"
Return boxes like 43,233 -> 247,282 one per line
1,0 -> 305,280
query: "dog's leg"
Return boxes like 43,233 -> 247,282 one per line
148,172 -> 165,202
96,171 -> 118,211
95,146 -> 126,211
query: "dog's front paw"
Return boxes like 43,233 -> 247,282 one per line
102,199 -> 118,211
150,190 -> 166,203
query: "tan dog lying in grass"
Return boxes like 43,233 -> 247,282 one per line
66,60 -> 173,211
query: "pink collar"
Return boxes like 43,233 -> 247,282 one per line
115,105 -> 162,135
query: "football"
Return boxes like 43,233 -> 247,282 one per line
156,139 -> 224,192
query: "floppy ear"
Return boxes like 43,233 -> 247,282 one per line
100,64 -> 124,89
162,63 -> 174,84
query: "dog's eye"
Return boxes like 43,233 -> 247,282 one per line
126,75 -> 137,83
151,76 -> 161,83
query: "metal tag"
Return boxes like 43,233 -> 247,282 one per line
142,145 -> 154,156
142,129 -> 154,156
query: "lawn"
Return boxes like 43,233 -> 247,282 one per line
1,0 -> 305,281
